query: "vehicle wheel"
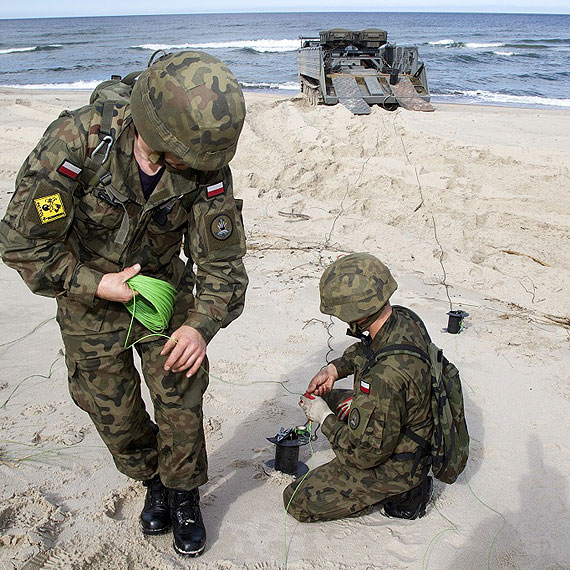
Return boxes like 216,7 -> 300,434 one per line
381,101 -> 399,111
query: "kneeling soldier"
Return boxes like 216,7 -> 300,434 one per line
284,253 -> 433,521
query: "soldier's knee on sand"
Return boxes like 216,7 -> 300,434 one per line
283,481 -> 312,522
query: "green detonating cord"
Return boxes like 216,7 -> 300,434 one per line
123,275 -> 177,347
284,421 -> 314,569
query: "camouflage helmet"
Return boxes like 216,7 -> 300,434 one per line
130,51 -> 246,171
319,253 -> 397,323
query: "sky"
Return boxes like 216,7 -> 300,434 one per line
2,0 -> 569,19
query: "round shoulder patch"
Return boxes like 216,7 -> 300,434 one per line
210,214 -> 233,241
349,408 -> 360,430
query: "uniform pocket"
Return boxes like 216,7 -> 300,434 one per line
147,199 -> 188,235
74,188 -> 123,230
66,356 -> 98,415
56,295 -> 107,333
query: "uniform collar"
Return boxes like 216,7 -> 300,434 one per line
368,309 -> 398,353
143,164 -> 200,210
112,117 -> 201,209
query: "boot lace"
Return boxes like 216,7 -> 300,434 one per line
173,491 -> 200,525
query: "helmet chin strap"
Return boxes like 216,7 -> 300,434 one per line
347,305 -> 386,338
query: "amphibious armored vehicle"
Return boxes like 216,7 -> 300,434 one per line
298,28 -> 433,114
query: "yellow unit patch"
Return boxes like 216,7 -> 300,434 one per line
34,193 -> 66,224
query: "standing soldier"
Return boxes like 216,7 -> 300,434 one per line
0,51 -> 248,557
284,253 -> 434,522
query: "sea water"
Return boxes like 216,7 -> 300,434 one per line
0,11 -> 569,109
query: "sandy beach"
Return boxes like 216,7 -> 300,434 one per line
1,88 -> 569,570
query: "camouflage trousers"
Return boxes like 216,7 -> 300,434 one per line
283,389 -> 423,522
58,298 -> 209,491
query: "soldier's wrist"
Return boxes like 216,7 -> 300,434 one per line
183,316 -> 219,345
330,356 -> 350,379
321,409 -> 334,424
69,264 -> 105,307
328,363 -> 339,381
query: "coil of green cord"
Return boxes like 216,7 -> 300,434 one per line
123,274 -> 177,346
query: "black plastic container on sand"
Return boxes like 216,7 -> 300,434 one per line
267,427 -> 310,477
447,310 -> 469,334
389,68 -> 399,85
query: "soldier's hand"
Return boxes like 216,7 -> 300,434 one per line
300,394 -> 333,424
306,363 -> 339,396
95,263 -> 141,302
161,325 -> 206,378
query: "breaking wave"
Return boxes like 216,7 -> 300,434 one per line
0,80 -> 103,90
0,44 -> 63,55
445,41 -> 505,49
428,39 -> 561,51
428,39 -> 454,45
436,90 -> 570,108
491,50 -> 550,58
241,81 -> 299,91
132,39 -> 299,53
0,79 -> 301,92
464,42 -> 505,48
427,40 -> 508,49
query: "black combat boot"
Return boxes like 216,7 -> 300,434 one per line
383,476 -> 433,520
139,475 -> 171,534
169,488 -> 206,557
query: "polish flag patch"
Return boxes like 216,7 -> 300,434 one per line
360,380 -> 370,394
206,182 -> 225,199
57,160 -> 82,181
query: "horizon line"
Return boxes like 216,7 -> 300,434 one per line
1,9 -> 570,21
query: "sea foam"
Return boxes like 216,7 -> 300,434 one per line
132,39 -> 299,53
437,90 -> 570,108
0,44 -> 63,55
0,80 -> 103,90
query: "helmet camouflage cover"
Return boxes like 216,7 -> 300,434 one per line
319,253 -> 398,323
130,50 -> 246,171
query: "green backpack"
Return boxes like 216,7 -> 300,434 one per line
89,71 -> 139,106
371,307 -> 470,484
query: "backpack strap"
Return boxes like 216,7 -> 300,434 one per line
99,99 -> 116,139
374,343 -> 430,364
121,70 -> 141,86
392,305 -> 433,343
79,100 -> 132,245
391,427 -> 431,478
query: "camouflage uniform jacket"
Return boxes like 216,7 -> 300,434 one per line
0,101 -> 248,342
322,307 -> 433,473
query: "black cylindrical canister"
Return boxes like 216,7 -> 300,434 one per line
274,444 -> 300,476
447,310 -> 469,334
389,69 -> 399,85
